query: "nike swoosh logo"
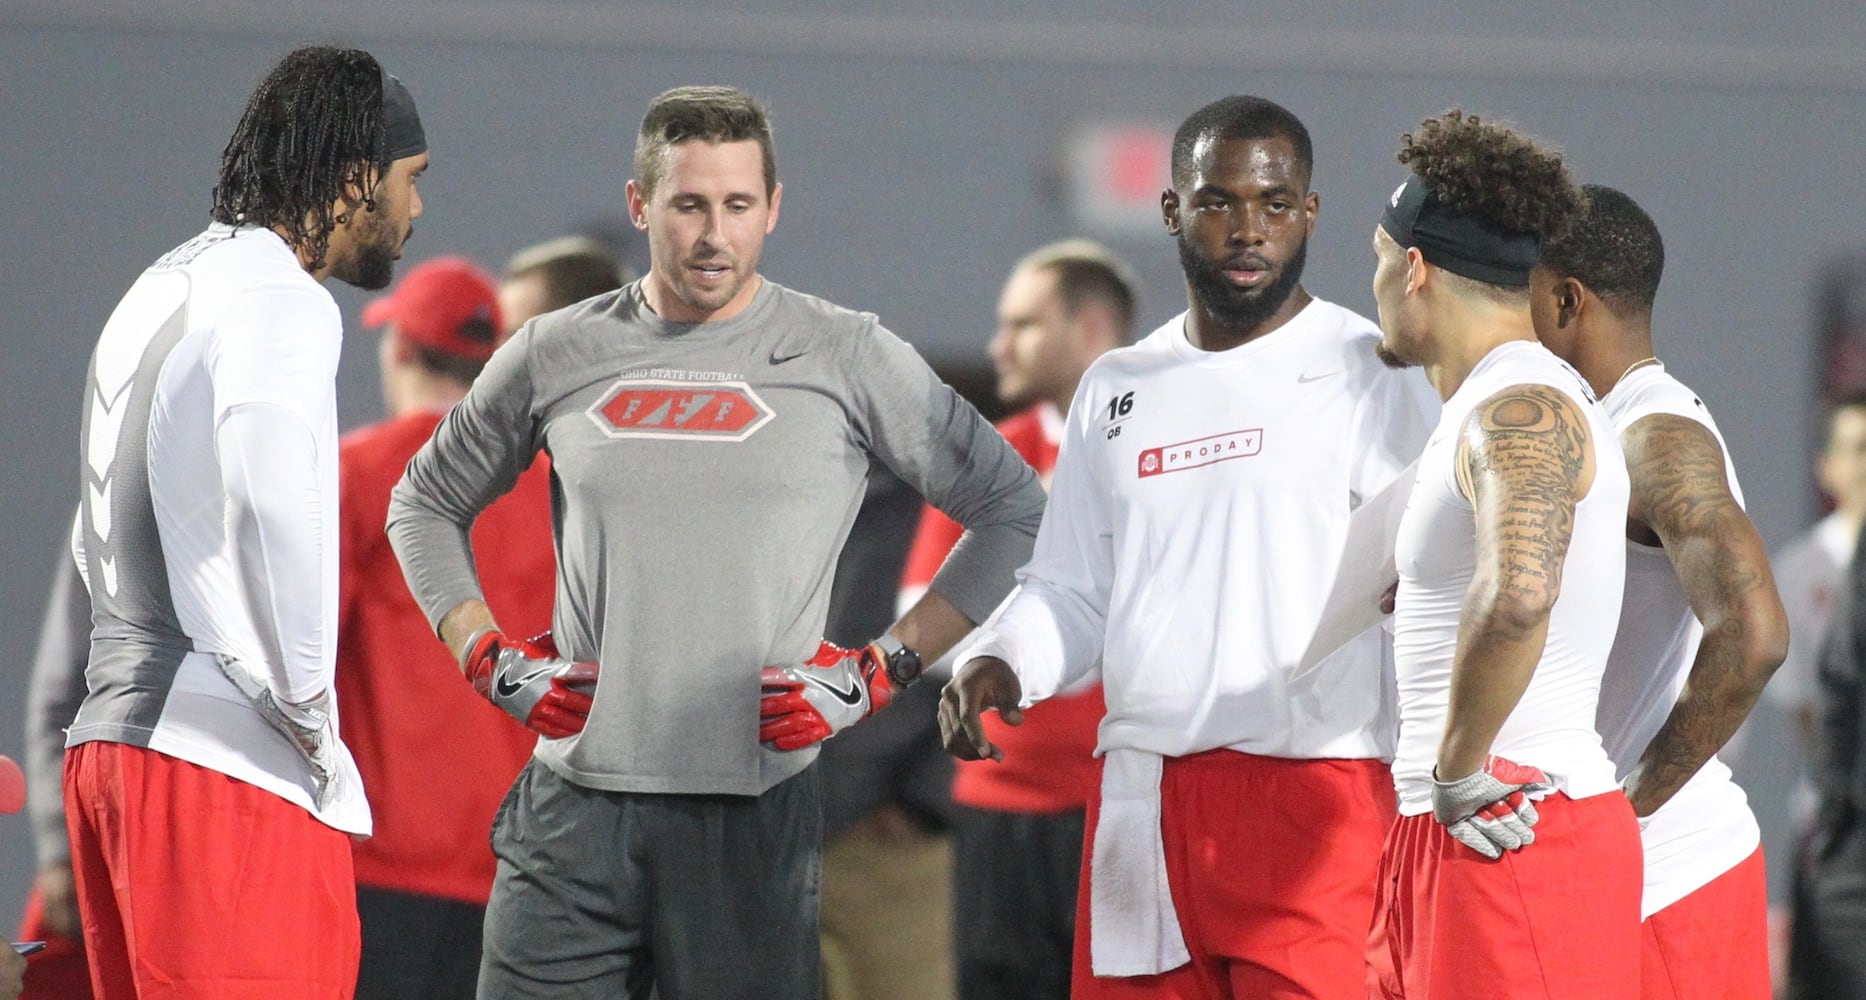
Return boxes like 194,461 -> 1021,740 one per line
1296,370 -> 1340,383
769,350 -> 808,365
494,662 -> 555,700
812,673 -> 864,707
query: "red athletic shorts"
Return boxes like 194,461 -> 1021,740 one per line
1367,791 -> 1643,999
16,884 -> 94,1000
63,742 -> 360,999
1641,847 -> 1769,1000
1071,750 -> 1395,1000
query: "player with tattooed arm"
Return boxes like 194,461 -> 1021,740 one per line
1531,185 -> 1787,1000
1365,112 -> 1642,998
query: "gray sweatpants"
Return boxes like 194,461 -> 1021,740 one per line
478,760 -> 824,999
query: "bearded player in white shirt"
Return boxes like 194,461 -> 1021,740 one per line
1531,184 -> 1788,1000
941,96 -> 1437,999
1364,112 -> 1642,999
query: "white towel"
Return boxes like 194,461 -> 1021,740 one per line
1088,748 -> 1191,976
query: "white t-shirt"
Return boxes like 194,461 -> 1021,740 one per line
1593,363 -> 1759,916
1391,340 -> 1628,815
964,299 -> 1438,760
67,224 -> 368,834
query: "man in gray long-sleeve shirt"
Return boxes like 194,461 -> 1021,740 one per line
387,86 -> 1045,999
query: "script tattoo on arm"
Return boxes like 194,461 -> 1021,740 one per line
1619,414 -> 1789,816
1436,384 -> 1592,779
1459,384 -> 1590,641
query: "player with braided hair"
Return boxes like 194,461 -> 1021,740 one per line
63,45 -> 427,997
1366,111 -> 1642,998
210,45 -> 413,281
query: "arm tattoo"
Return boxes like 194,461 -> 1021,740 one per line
1621,414 -> 1787,814
1458,384 -> 1589,641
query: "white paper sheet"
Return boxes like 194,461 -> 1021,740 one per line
1293,459 -> 1419,680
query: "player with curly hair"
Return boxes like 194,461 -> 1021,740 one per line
1365,111 -> 1644,998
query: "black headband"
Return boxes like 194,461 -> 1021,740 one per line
379,69 -> 427,162
1379,174 -> 1539,285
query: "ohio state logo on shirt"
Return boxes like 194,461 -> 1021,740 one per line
586,378 -> 774,442
1137,428 -> 1262,478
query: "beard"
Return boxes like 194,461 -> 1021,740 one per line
1374,341 -> 1413,369
330,202 -> 404,291
1178,233 -> 1307,333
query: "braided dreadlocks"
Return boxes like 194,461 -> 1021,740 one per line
211,46 -> 388,272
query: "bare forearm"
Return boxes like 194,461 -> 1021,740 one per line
1439,592 -> 1551,779
1624,611 -> 1785,815
890,588 -> 978,664
1445,384 -> 1583,779
1623,412 -> 1789,813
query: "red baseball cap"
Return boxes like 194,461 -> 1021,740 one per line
363,257 -> 503,362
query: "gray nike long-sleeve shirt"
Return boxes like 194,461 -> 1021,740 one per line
387,279 -> 1045,795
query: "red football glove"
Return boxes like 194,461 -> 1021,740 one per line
463,629 -> 599,740
1431,755 -> 1554,859
758,640 -> 894,751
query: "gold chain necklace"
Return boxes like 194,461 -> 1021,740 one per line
1613,356 -> 1660,392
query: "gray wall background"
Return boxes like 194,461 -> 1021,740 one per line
3,0 -> 1863,918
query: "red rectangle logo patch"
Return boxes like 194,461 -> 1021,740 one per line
1137,428 -> 1262,477
586,378 -> 774,442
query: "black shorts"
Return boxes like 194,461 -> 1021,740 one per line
951,804 -> 1085,1000
355,886 -> 485,1000
479,760 -> 824,1000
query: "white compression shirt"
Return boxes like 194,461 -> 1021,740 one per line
1596,364 -> 1759,917
67,224 -> 367,834
1391,340 -> 1628,815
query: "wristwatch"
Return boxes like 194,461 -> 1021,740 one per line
872,632 -> 923,687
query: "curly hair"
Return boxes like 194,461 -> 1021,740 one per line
1539,184 -> 1664,314
1397,109 -> 1581,244
210,46 -> 389,272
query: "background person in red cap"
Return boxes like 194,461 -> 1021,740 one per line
339,255 -> 559,1000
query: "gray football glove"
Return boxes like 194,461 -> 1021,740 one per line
215,655 -> 340,809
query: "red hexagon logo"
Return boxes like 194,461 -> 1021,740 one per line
586,378 -> 774,441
